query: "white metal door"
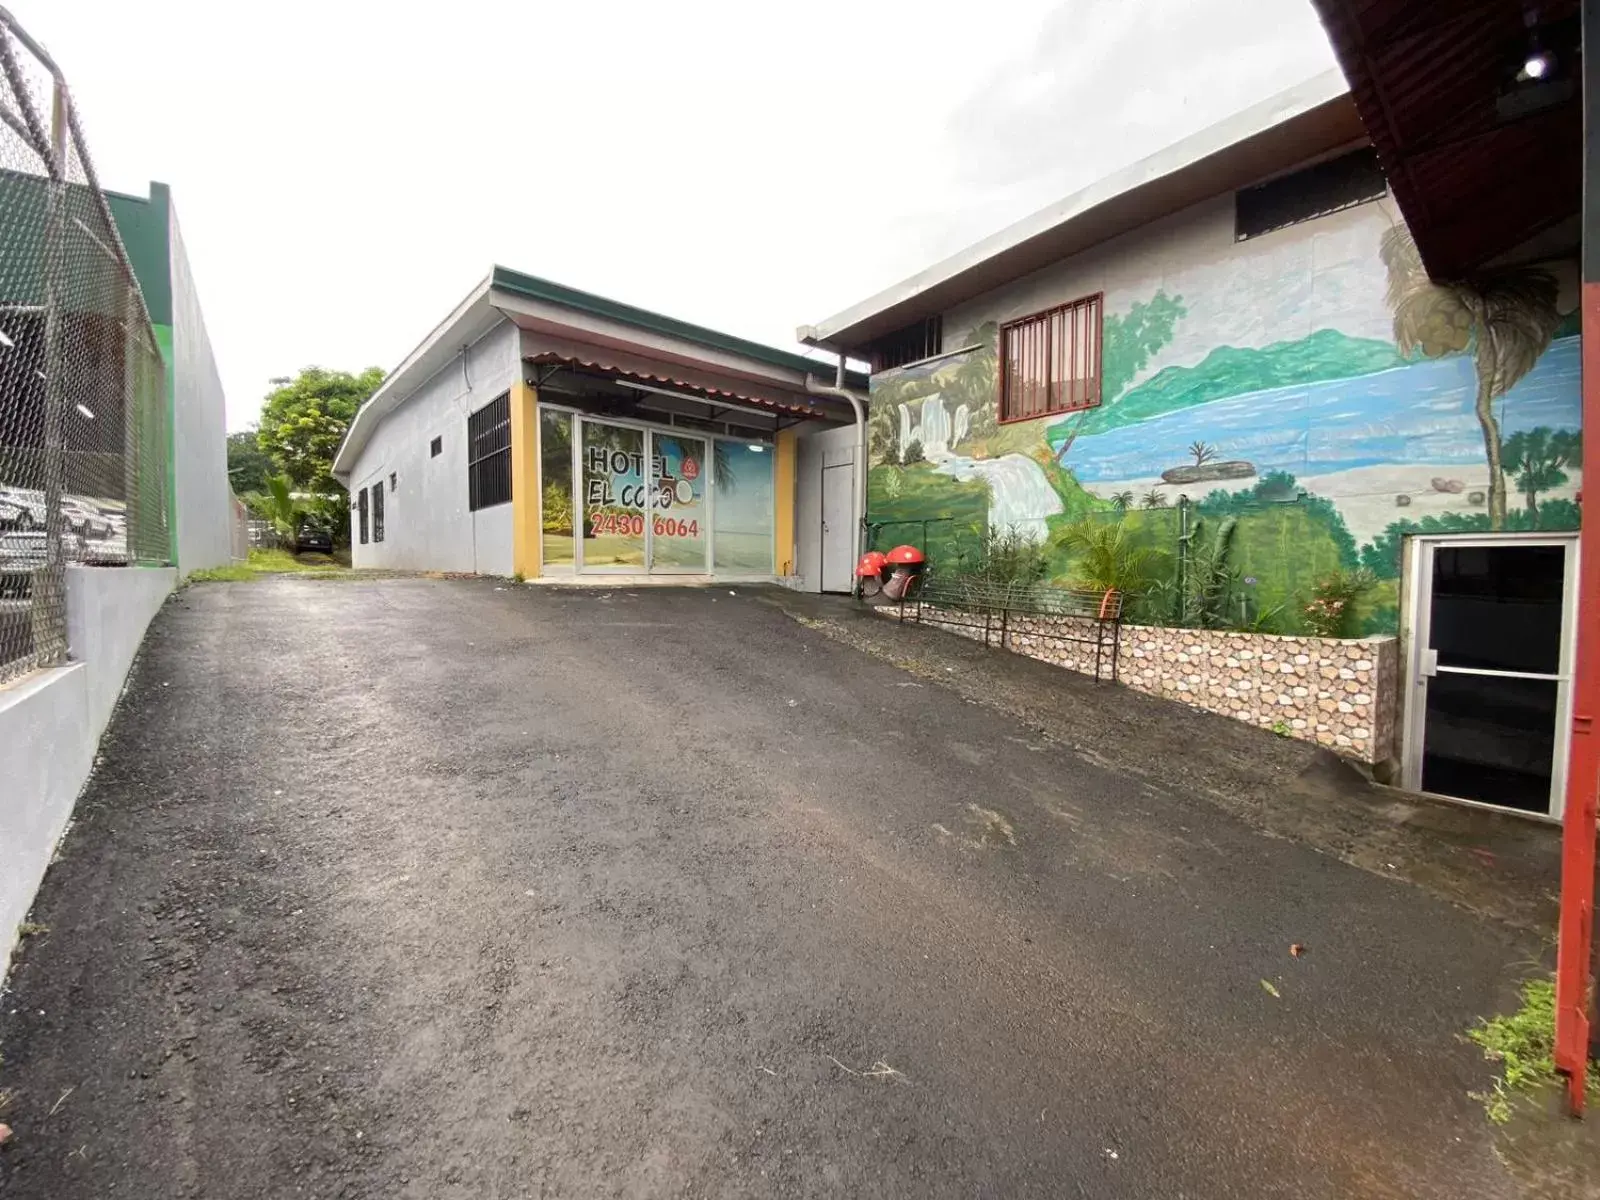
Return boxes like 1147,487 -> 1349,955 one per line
820,464 -> 854,593
1403,534 -> 1577,818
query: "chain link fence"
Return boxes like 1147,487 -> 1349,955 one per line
0,9 -> 170,683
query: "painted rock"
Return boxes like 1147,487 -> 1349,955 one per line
1159,460 -> 1257,486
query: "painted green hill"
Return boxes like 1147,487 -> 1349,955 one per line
1056,328 -> 1410,442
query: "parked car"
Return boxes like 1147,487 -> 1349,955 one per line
61,497 -> 114,539
0,486 -> 42,530
0,529 -> 45,598
294,523 -> 334,555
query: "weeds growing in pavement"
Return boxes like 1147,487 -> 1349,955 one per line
1467,975 -> 1600,1122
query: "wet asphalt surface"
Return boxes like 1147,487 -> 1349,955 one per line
0,578 -> 1546,1198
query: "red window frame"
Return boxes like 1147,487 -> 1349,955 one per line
998,293 -> 1104,424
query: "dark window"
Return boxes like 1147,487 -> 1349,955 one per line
1000,294 -> 1102,423
866,315 -> 942,373
468,392 -> 513,511
358,487 -> 369,544
389,471 -> 397,491
430,435 -> 442,458
1235,148 -> 1386,241
372,480 -> 385,543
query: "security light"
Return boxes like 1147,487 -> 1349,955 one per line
1519,50 -> 1553,81
75,403 -> 94,420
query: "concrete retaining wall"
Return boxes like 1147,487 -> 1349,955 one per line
0,565 -> 175,967
883,604 -> 1400,764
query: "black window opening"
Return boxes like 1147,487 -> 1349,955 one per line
1235,147 -> 1387,242
468,392 -> 512,511
430,435 -> 442,458
358,487 -> 369,545
372,479 -> 385,543
866,315 -> 943,373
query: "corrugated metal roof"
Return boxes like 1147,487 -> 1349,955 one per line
1312,0 -> 1580,278
526,352 -> 828,417
494,266 -> 865,387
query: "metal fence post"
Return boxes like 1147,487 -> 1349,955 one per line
30,77 -> 68,666
122,290 -> 138,560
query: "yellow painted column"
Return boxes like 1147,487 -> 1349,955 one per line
774,428 -> 798,577
509,379 -> 541,579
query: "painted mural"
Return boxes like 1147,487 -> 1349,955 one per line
866,211 -> 1582,637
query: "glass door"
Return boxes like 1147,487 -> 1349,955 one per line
1408,537 -> 1575,816
648,432 -> 709,573
539,408 -> 575,570
579,419 -> 646,571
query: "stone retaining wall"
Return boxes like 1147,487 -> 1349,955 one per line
880,604 -> 1400,765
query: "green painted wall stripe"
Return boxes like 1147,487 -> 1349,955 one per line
106,183 -> 172,327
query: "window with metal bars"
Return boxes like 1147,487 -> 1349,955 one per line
372,479 -> 385,543
467,392 -> 512,511
866,315 -> 943,373
358,487 -> 369,544
999,294 -> 1102,423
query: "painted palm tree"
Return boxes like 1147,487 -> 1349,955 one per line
1110,490 -> 1135,513
1502,426 -> 1581,519
1380,224 -> 1562,530
1141,488 -> 1169,510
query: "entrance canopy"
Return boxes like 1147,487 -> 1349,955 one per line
1312,0 -> 1581,280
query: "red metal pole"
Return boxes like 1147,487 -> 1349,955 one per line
1556,0 -> 1600,1117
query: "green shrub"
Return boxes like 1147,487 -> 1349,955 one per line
1302,568 -> 1378,638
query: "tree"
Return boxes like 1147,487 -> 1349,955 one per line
1110,490 -> 1134,513
1101,291 -> 1187,403
257,366 -> 385,494
1189,441 -> 1216,467
227,429 -> 274,496
1056,519 -> 1168,595
244,474 -> 302,542
1502,426 -> 1580,519
1380,225 -> 1562,530
952,324 -> 1000,443
1141,488 -> 1169,509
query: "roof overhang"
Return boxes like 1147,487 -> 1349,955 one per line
800,70 -> 1364,355
333,269 -> 861,483
332,274 -> 502,484
1310,0 -> 1581,280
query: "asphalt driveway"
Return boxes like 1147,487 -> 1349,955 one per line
0,577 -> 1553,1198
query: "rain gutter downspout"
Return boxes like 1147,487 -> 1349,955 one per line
805,355 -> 869,580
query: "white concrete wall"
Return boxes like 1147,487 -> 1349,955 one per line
940,192 -> 1405,357
349,319 -> 520,574
168,203 -> 233,575
1,564 -> 176,969
794,423 -> 858,592
67,566 -> 179,738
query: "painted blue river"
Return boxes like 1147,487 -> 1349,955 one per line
1059,336 -> 1581,483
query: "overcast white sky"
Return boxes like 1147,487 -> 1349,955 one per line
17,0 -> 1337,430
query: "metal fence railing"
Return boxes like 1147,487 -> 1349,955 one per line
0,8 -> 170,683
